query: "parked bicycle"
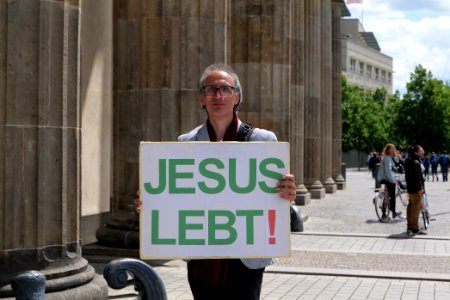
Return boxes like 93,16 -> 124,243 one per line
373,179 -> 430,230
373,179 -> 407,223
420,193 -> 430,230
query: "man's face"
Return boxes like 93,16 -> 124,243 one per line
200,70 -> 240,120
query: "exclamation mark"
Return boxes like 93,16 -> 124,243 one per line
268,209 -> 276,245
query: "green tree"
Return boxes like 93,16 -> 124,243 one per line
341,76 -> 389,153
391,65 -> 450,152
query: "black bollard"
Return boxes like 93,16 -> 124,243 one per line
290,205 -> 304,232
341,163 -> 346,180
104,258 -> 167,300
11,271 -> 46,300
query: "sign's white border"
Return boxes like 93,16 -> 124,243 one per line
139,142 -> 291,259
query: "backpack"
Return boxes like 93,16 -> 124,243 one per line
236,122 -> 255,141
377,159 -> 386,182
431,154 -> 439,165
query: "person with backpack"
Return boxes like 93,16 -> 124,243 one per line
177,63 -> 297,299
430,152 -> 439,181
438,151 -> 449,182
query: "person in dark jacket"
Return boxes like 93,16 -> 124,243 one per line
404,145 -> 425,235
368,152 -> 380,179
438,151 -> 449,181
429,152 -> 439,181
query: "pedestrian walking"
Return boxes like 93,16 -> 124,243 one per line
438,151 -> 449,182
430,152 -> 439,181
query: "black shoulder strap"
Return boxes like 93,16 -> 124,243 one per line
237,122 -> 255,142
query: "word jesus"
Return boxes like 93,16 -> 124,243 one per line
144,158 -> 285,194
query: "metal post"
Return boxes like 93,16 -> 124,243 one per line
104,258 -> 167,300
290,205 -> 304,232
11,271 -> 46,300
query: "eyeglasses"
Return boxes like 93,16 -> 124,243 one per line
201,85 -> 236,96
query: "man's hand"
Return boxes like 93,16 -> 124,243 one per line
276,174 -> 297,202
134,190 -> 142,214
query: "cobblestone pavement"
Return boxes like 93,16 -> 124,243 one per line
90,169 -> 450,299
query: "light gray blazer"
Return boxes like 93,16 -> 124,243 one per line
178,120 -> 277,143
177,120 -> 279,269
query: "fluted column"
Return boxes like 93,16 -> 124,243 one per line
332,0 -> 346,189
97,0 -> 230,248
290,0 -> 310,205
304,0 -> 325,199
321,0 -> 337,194
0,0 -> 107,297
230,0 -> 291,141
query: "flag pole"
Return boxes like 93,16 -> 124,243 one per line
361,1 -> 364,26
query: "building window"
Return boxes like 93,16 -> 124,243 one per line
381,70 -> 386,82
388,72 -> 392,83
375,68 -> 379,80
350,59 -> 356,72
366,65 -> 372,77
359,62 -> 364,74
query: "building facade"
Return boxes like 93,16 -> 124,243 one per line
341,18 -> 393,95
1,0 -> 347,297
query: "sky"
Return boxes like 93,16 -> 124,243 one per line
345,0 -> 450,95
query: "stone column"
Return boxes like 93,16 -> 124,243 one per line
290,0 -> 310,205
320,0 -> 337,194
96,0 -> 229,248
230,0 -> 291,141
231,0 -> 301,199
303,0 -> 325,199
0,0 -> 107,298
332,0 -> 346,189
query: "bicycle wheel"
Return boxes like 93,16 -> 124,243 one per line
396,189 -> 408,208
420,209 -> 430,230
374,191 -> 390,222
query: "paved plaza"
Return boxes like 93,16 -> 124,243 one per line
89,169 -> 450,299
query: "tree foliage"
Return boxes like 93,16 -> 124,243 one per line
392,65 -> 450,152
342,65 -> 450,154
341,76 -> 390,153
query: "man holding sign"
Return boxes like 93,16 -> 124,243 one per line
140,64 -> 296,299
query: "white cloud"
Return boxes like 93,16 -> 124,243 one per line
346,1 -> 450,95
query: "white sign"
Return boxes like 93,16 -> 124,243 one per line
139,142 -> 290,259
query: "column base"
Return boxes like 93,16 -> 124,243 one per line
295,184 -> 311,205
337,182 -> 346,190
0,256 -> 108,299
305,180 -> 326,199
334,174 -> 346,190
323,177 -> 337,194
310,188 -> 326,199
95,211 -> 140,249
295,192 -> 311,205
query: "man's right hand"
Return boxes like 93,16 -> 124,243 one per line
135,190 -> 142,214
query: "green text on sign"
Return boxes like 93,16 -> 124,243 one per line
150,209 -> 265,245
144,158 -> 285,195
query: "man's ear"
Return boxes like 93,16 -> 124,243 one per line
234,94 -> 241,107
